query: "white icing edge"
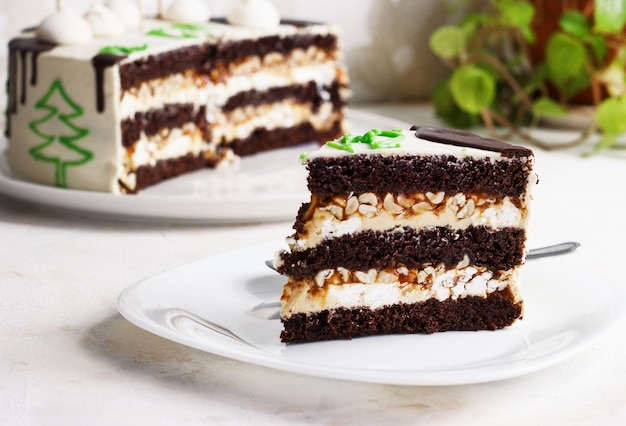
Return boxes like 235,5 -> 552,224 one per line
303,129 -> 520,161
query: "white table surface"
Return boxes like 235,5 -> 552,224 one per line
1,104 -> 625,425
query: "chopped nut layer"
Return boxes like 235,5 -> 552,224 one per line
318,192 -> 504,221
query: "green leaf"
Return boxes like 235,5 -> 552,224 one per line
564,71 -> 591,98
546,32 -> 587,86
429,26 -> 464,60
596,96 -> 626,134
559,10 -> 590,39
432,79 -> 481,128
588,33 -> 608,64
496,0 -> 536,42
532,97 -> 568,117
458,12 -> 483,40
594,0 -> 626,33
450,65 -> 496,114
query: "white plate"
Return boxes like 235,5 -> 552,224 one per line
0,110 -> 410,224
117,240 -> 626,386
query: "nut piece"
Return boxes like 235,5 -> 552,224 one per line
456,198 -> 475,219
383,193 -> 404,214
332,195 -> 347,208
325,205 -> 344,220
358,192 -> 378,206
396,194 -> 415,208
412,201 -> 433,214
377,270 -> 397,283
457,254 -> 470,269
354,269 -> 377,283
336,267 -> 350,281
344,195 -> 359,215
396,266 -> 409,276
314,269 -> 334,287
358,204 -> 378,217
426,191 -> 445,204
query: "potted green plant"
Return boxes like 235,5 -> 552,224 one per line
429,0 -> 626,154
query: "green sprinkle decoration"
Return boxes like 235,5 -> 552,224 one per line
147,23 -> 214,40
172,23 -> 205,31
98,44 -> 148,56
326,128 -> 404,152
146,27 -> 198,39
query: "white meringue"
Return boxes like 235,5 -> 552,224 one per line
106,0 -> 142,29
163,0 -> 211,24
227,0 -> 280,30
36,8 -> 94,45
85,3 -> 125,37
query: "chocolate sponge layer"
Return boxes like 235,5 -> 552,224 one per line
281,287 -> 522,343
123,120 -> 344,192
278,226 -> 526,278
119,32 -> 338,91
305,154 -> 533,199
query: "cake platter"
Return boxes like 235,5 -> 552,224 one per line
117,239 -> 626,386
0,110 -> 410,224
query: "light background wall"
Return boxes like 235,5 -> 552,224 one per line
0,0 -> 461,105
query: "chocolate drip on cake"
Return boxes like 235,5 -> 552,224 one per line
7,38 -> 55,113
92,53 -> 126,113
412,125 -> 533,158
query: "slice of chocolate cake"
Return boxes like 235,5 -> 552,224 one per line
275,125 -> 537,344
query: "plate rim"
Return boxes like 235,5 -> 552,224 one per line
116,239 -> 626,386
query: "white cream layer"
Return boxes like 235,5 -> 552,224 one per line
119,54 -> 344,118
290,192 -> 529,250
123,101 -> 340,171
280,265 -> 522,318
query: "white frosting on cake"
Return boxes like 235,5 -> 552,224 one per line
303,129 -> 510,161
37,8 -> 94,45
106,0 -> 142,29
84,3 -> 126,37
228,0 -> 281,30
163,0 -> 211,23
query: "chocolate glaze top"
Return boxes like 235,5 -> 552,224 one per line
411,125 -> 533,158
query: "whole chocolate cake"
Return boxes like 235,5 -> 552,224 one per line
6,0 -> 349,193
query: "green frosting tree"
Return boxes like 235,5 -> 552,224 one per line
28,79 -> 92,188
